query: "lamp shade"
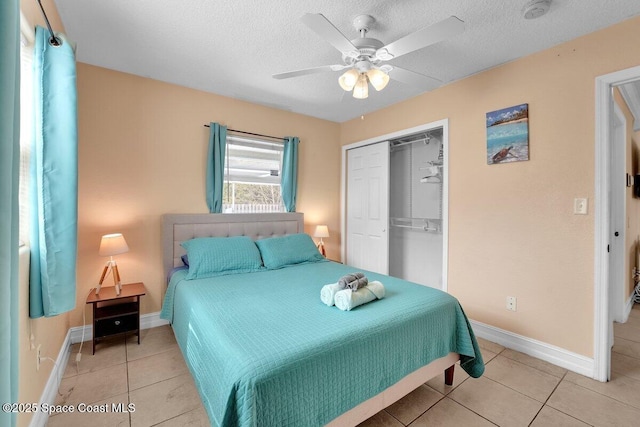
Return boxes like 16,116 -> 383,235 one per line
352,74 -> 369,99
367,69 -> 390,91
99,233 -> 129,257
338,69 -> 359,91
313,225 -> 330,238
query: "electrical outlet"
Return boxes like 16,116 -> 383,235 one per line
36,344 -> 41,371
506,296 -> 517,312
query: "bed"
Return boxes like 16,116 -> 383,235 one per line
160,213 -> 483,426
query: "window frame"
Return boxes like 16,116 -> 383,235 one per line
222,135 -> 285,213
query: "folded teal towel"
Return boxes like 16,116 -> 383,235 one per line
320,283 -> 342,306
334,281 -> 385,311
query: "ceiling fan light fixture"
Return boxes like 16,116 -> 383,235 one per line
367,69 -> 390,91
275,13 -> 466,108
352,74 -> 369,99
338,68 -> 360,91
375,48 -> 394,61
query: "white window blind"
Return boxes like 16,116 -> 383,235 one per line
223,136 -> 285,213
19,30 -> 34,244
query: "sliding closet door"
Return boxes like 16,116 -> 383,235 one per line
346,141 -> 389,274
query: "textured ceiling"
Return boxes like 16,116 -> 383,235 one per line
54,0 -> 640,123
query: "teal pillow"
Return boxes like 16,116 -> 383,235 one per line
181,236 -> 263,279
255,233 -> 325,269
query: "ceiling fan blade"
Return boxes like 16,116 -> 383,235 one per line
387,66 -> 442,90
377,16 -> 464,60
273,65 -> 344,80
273,65 -> 334,80
300,13 -> 359,56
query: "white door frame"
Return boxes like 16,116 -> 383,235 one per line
340,118 -> 449,292
594,65 -> 640,382
610,103 -> 627,324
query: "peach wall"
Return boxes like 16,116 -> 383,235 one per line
17,249 -> 69,427
21,0 -> 64,35
340,16 -> 640,357
72,64 -> 341,326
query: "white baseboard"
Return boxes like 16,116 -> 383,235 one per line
31,312 -> 169,427
29,329 -> 72,427
141,311 -> 170,329
470,320 -> 594,378
70,311 -> 169,344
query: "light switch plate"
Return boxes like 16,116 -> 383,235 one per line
574,198 -> 588,215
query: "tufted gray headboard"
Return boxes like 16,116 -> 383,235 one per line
162,213 -> 304,278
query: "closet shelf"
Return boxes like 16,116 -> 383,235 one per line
419,178 -> 442,184
419,164 -> 443,170
390,217 -> 442,233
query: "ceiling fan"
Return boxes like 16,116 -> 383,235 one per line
273,13 -> 465,99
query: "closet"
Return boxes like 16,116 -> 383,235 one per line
345,125 -> 445,289
388,129 -> 444,288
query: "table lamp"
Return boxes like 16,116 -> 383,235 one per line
97,233 -> 129,296
313,225 -> 329,257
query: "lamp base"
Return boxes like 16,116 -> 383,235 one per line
317,242 -> 326,257
97,260 -> 122,296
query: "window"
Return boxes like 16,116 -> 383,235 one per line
222,136 -> 285,213
19,27 -> 34,245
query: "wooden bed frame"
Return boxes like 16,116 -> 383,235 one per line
162,212 -> 458,426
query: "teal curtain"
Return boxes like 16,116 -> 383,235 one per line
0,1 -> 20,424
281,137 -> 300,212
206,122 -> 227,213
29,26 -> 78,318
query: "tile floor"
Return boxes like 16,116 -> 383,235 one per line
47,305 -> 640,426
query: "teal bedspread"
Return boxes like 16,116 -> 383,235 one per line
160,261 -> 483,427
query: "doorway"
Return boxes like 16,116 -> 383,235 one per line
594,64 -> 640,382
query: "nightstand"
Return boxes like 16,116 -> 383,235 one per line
86,282 -> 146,354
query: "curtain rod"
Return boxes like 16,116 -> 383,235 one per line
36,0 -> 61,46
203,124 -> 288,142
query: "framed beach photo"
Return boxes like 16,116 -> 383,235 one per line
486,103 -> 529,165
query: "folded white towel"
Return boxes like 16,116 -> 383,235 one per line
320,282 -> 342,306
334,281 -> 385,311
422,166 -> 440,177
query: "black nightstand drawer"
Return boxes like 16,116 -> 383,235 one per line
95,313 -> 137,337
87,282 -> 146,354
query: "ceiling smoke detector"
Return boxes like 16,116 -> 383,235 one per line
522,0 -> 552,19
